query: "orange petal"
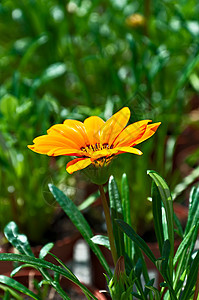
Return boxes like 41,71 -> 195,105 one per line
84,116 -> 105,145
66,157 -> 92,174
113,120 -> 151,147
28,144 -> 84,157
115,146 -> 143,155
33,135 -> 79,149
100,107 -> 130,146
134,122 -> 161,145
63,120 -> 89,145
48,122 -> 87,148
91,148 -> 119,160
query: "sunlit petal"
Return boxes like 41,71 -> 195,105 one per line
100,107 -> 130,146
66,157 -> 92,174
113,120 -> 151,147
84,116 -> 105,145
134,122 -> 161,145
115,146 -> 143,155
48,123 -> 87,148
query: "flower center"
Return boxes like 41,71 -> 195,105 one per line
81,143 -> 110,154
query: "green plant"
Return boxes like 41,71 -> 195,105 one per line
0,171 -> 198,299
0,93 -> 67,243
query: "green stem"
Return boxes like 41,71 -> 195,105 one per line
99,185 -> 117,266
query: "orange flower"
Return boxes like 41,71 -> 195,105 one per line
28,107 -> 160,175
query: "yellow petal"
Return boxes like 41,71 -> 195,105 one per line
66,158 -> 92,174
91,148 -> 119,160
100,107 -> 130,146
115,146 -> 143,155
63,120 -> 89,145
48,122 -> 87,148
28,144 -> 84,156
135,122 -> 161,145
113,120 -> 151,147
33,135 -> 79,149
84,116 -> 105,145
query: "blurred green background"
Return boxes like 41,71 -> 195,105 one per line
0,0 -> 199,242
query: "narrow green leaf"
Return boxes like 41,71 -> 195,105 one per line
161,240 -> 171,281
131,292 -> 143,299
4,222 -> 34,257
32,63 -> 67,90
173,212 -> 183,238
181,251 -> 199,300
121,173 -> 132,258
0,253 -> 98,300
151,182 -> 164,254
90,235 -> 110,250
0,284 -> 23,300
184,186 -> 199,236
170,44 -> 199,106
147,171 -> 174,252
49,184 -> 112,278
39,243 -> 54,259
78,190 -> 100,211
19,34 -> 48,70
0,276 -> 40,300
135,258 -> 142,278
173,225 -> 195,267
145,285 -> 161,300
147,170 -> 174,276
10,264 -> 33,277
117,220 -> 156,265
108,176 -> 125,258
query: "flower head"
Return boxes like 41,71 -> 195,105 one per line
28,107 -> 160,182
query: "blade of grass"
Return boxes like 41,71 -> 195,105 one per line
49,184 -> 112,277
109,176 -> 125,258
121,173 -> 132,259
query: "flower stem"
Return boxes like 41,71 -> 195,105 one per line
99,185 -> 117,266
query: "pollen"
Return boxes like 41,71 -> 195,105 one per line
81,143 -> 110,154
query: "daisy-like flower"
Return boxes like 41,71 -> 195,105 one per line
28,107 -> 160,184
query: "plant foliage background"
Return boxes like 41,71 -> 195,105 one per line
0,0 -> 199,241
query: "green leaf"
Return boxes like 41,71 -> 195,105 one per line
117,220 -> 156,265
90,235 -> 110,250
0,284 -> 23,300
78,190 -> 100,211
0,94 -> 18,118
135,258 -> 142,278
161,240 -> 171,280
32,62 -> 67,90
0,253 -> 98,300
145,285 -> 161,300
4,222 -> 34,257
151,182 -> 164,254
131,292 -> 143,299
173,212 -> 183,238
49,184 -> 112,277
121,173 -> 132,259
185,186 -> 199,236
0,276 -> 40,300
147,171 -> 174,266
10,264 -> 33,277
19,34 -> 48,70
173,225 -> 195,267
39,243 -> 54,259
108,176 -> 125,258
181,250 -> 199,300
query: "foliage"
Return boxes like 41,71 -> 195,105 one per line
0,0 -> 199,240
0,93 -> 67,242
0,172 -> 198,299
